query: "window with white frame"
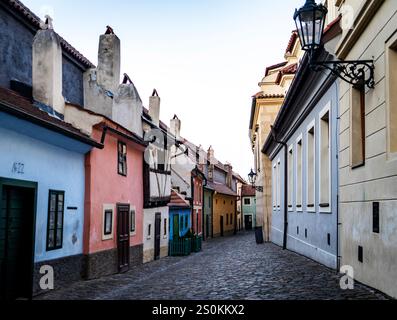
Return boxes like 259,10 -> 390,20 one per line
244,198 -> 251,206
277,159 -> 281,209
386,33 -> 397,156
307,124 -> 315,210
130,208 -> 136,234
102,204 -> 114,240
273,164 -> 277,209
288,146 -> 294,210
296,138 -> 303,210
320,109 -> 330,209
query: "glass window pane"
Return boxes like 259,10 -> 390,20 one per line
50,193 -> 56,212
57,210 -> 63,228
49,211 -> 56,229
48,229 -> 55,248
56,229 -> 62,247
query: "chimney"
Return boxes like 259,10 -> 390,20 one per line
113,74 -> 143,137
32,16 -> 64,115
170,115 -> 181,140
97,26 -> 121,93
225,162 -> 233,188
207,146 -> 215,182
149,89 -> 160,127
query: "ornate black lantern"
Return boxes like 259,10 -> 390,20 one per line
248,169 -> 263,193
248,169 -> 257,186
294,0 -> 375,89
294,0 -> 327,52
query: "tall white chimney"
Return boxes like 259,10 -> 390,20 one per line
170,115 -> 181,140
97,26 -> 121,93
32,16 -> 64,115
149,89 -> 160,127
113,74 -> 143,137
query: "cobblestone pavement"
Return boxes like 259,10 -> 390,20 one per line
36,232 -> 389,300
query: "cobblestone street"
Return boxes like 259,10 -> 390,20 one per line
36,232 -> 388,300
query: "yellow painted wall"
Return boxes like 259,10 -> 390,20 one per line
213,193 -> 236,237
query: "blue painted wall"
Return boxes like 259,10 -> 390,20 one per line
0,5 -> 86,106
242,196 -> 256,228
169,208 -> 191,240
0,113 -> 91,263
270,82 -> 339,269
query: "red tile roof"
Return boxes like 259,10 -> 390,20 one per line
242,185 -> 256,197
275,63 -> 298,84
5,0 -> 94,69
0,87 -> 101,147
168,190 -> 190,208
253,92 -> 285,99
265,61 -> 288,77
285,31 -> 298,55
208,181 -> 237,197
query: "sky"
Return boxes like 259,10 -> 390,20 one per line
23,0 -> 303,179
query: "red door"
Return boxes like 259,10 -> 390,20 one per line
117,204 -> 130,273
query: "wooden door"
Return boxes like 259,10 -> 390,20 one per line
245,215 -> 253,231
117,204 -> 130,273
0,185 -> 35,300
220,216 -> 224,237
173,214 -> 179,239
206,216 -> 209,239
154,213 -> 161,260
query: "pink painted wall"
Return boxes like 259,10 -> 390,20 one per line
84,126 -> 144,254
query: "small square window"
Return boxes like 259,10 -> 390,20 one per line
104,210 -> 113,236
118,141 -> 128,176
130,209 -> 136,233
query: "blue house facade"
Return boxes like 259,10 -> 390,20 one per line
0,89 -> 101,299
0,0 -> 100,299
263,28 -> 341,270
168,190 -> 192,240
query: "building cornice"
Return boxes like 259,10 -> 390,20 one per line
336,0 -> 385,59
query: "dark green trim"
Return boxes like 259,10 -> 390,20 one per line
0,177 -> 37,300
46,190 -> 65,252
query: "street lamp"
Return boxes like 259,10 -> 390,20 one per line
294,0 -> 375,89
248,169 -> 263,193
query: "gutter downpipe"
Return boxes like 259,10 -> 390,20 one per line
271,125 -> 288,250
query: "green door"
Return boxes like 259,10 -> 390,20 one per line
0,184 -> 35,300
173,214 -> 179,239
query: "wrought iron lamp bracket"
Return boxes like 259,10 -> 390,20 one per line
310,59 -> 375,89
254,186 -> 263,193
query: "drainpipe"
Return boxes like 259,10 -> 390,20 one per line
271,126 -> 288,250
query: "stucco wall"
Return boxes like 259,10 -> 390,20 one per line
242,196 -> 256,228
143,207 -> 169,263
213,194 -> 236,237
84,127 -> 144,254
169,209 -> 191,240
0,119 -> 87,263
271,82 -> 339,269
337,0 -> 397,298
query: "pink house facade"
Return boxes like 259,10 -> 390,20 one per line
83,119 -> 146,279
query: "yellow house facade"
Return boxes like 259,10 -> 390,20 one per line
212,192 -> 237,238
334,0 -> 397,298
249,32 -> 302,242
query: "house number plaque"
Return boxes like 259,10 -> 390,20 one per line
12,162 -> 25,174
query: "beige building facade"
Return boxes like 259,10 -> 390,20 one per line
249,32 -> 302,241
335,0 -> 397,298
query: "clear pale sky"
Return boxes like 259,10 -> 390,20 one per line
23,0 -> 303,179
